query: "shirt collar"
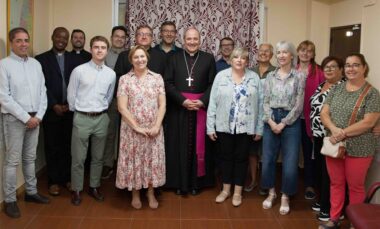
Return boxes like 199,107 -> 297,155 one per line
109,47 -> 125,54
89,60 -> 105,70
273,67 -> 298,79
159,43 -> 177,51
10,51 -> 28,62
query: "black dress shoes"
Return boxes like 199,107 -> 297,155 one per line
191,189 -> 200,196
24,193 -> 50,204
4,201 -> 21,218
175,189 -> 187,196
88,187 -> 104,201
71,191 -> 82,206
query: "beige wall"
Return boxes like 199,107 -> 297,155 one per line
310,0 -> 330,63
35,0 -> 113,55
263,0 -> 330,64
361,0 -> 380,89
330,0 -> 362,27
265,0 -> 308,56
0,0 -> 6,59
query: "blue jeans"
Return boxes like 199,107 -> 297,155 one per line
261,109 -> 301,195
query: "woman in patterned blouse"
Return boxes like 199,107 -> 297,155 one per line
261,41 -> 306,215
309,56 -> 345,221
319,53 -> 380,229
207,47 -> 263,207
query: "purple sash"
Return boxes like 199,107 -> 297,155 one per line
181,92 -> 206,177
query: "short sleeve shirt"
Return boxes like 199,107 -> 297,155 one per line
325,81 -> 380,157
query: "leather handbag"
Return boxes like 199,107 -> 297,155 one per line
321,83 -> 372,159
321,137 -> 346,158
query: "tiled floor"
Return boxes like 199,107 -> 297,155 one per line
0,170 -> 351,229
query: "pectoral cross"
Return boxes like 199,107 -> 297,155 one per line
186,76 -> 194,87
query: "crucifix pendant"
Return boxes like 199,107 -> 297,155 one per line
186,76 -> 194,87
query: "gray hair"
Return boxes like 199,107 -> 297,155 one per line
275,41 -> 297,67
259,43 -> 274,54
229,47 -> 249,62
183,26 -> 200,39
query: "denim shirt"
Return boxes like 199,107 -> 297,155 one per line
207,68 -> 264,135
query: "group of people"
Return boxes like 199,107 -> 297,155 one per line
1,21 -> 379,229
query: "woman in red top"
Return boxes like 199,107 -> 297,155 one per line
297,40 -> 325,200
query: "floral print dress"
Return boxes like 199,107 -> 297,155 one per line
115,70 -> 165,190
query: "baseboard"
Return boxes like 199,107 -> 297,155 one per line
0,166 -> 47,210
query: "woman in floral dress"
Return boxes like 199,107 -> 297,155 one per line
116,45 -> 166,209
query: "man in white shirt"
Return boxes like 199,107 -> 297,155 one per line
0,27 -> 49,218
67,36 -> 116,206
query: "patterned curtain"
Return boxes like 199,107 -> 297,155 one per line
125,0 -> 260,67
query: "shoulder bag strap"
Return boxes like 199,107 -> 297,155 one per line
349,83 -> 372,125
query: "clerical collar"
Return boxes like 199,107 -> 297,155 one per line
53,49 -> 65,56
75,50 -> 81,54
184,50 -> 199,58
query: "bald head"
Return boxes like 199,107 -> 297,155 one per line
183,27 -> 200,55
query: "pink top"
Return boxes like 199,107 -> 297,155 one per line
298,64 -> 325,138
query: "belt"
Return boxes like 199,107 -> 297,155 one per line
28,112 -> 37,117
77,110 -> 107,117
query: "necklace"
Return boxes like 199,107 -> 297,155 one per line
183,51 -> 200,87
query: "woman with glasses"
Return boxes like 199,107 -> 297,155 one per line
296,40 -> 325,200
309,56 -> 345,221
319,53 -> 380,229
261,41 -> 306,215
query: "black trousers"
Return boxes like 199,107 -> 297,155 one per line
314,137 -> 330,213
43,109 -> 73,186
217,132 -> 251,186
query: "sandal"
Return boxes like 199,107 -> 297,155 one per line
279,195 -> 290,215
262,192 -> 277,209
232,194 -> 242,207
215,191 -> 230,203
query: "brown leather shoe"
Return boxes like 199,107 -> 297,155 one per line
88,187 -> 104,202
48,184 -> 60,196
71,191 -> 82,206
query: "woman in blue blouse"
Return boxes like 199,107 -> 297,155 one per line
261,41 -> 306,215
207,47 -> 263,207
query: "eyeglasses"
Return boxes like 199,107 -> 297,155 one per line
161,30 -> 176,34
113,35 -> 127,40
344,63 -> 362,69
136,32 -> 152,37
323,65 -> 339,72
221,44 -> 234,48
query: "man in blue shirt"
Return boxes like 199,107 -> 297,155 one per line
215,37 -> 234,73
0,27 -> 50,218
154,21 -> 182,55
67,36 -> 116,206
